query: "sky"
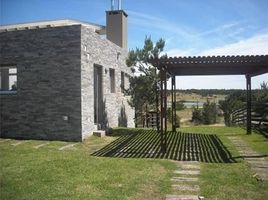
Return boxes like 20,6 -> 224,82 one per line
1,0 -> 268,89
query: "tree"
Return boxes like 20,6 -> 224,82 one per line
176,101 -> 186,111
219,82 -> 268,126
191,106 -> 203,124
167,107 -> 180,127
125,36 -> 165,113
202,101 -> 217,124
260,81 -> 268,90
219,91 -> 245,126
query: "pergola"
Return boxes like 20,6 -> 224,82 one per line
149,55 -> 268,152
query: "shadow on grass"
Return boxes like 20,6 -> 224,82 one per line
239,125 -> 268,138
92,130 -> 235,163
252,128 -> 268,138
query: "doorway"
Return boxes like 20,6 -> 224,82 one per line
94,64 -> 103,129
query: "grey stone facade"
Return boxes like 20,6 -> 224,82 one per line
0,23 -> 134,141
80,25 -> 134,139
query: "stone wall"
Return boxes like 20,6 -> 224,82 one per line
81,25 -> 135,140
0,24 -> 135,142
0,25 -> 82,141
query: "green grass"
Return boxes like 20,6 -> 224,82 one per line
0,136 -> 174,200
178,126 -> 268,156
178,126 -> 268,200
1,126 -> 268,200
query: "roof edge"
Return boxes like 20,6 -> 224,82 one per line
0,19 -> 106,34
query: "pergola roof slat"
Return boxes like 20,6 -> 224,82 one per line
149,55 -> 268,77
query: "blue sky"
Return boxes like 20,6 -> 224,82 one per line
1,0 -> 268,89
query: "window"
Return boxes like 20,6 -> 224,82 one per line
0,66 -> 17,94
109,68 -> 115,93
121,71 -> 125,93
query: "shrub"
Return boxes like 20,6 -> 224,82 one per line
192,106 -> 203,124
202,101 -> 217,124
176,101 -> 186,110
167,108 -> 180,127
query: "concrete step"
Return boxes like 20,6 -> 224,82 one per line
174,170 -> 200,175
166,194 -> 200,200
93,130 -> 106,137
172,184 -> 200,191
179,164 -> 201,170
171,177 -> 198,182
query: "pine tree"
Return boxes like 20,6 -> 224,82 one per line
125,36 -> 165,113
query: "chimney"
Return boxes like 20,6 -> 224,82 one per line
106,0 -> 128,49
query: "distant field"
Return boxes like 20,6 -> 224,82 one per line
167,92 -> 226,125
167,92 -> 226,103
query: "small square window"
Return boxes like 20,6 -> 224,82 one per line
0,66 -> 17,94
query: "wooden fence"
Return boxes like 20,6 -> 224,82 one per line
135,111 -> 159,129
231,103 -> 268,131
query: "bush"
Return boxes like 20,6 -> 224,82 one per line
202,101 -> 217,124
192,106 -> 203,124
167,108 -> 180,127
176,101 -> 186,110
191,101 -> 217,125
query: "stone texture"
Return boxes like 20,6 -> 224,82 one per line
228,136 -> 268,183
58,143 -> 77,150
0,25 -> 82,141
174,170 -> 200,175
0,22 -> 135,142
93,131 -> 106,137
179,164 -> 200,170
171,177 -> 199,182
167,161 -> 201,200
172,184 -> 200,191
0,139 -> 10,143
11,141 -> 26,146
166,195 -> 199,200
81,25 -> 135,140
34,142 -> 49,149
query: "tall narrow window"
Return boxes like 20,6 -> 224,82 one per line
109,68 -> 115,93
0,66 -> 17,94
121,71 -> 125,93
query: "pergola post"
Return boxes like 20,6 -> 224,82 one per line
171,75 -> 176,132
159,67 -> 167,153
154,67 -> 160,132
164,71 -> 167,151
155,81 -> 159,132
160,68 -> 164,152
246,75 -> 252,134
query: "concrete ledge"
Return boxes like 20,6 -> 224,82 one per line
93,131 -> 106,137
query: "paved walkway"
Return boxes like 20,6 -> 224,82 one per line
166,161 -> 203,200
228,136 -> 268,183
0,139 -> 79,151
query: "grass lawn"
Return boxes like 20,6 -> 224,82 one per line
1,126 -> 268,200
178,126 -> 268,200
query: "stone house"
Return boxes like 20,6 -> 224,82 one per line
0,9 -> 135,141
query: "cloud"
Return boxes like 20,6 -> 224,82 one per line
165,33 -> 268,89
128,10 -> 194,40
166,48 -> 195,57
199,33 -> 268,56
166,33 -> 268,56
196,22 -> 240,37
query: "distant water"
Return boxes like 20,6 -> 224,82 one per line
183,101 -> 204,108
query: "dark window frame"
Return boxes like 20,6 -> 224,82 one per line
0,66 -> 17,95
